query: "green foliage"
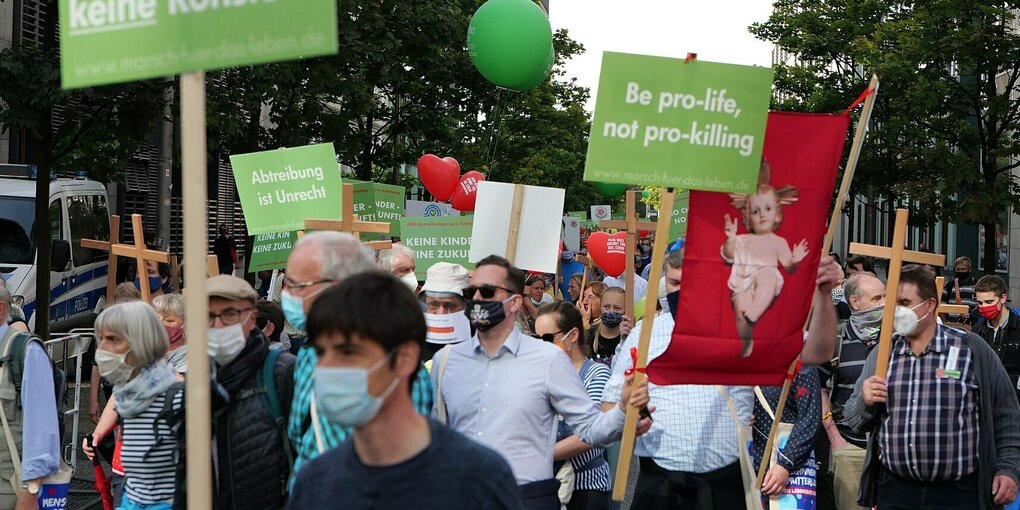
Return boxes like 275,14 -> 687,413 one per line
0,44 -> 166,181
752,0 -> 1020,270
206,0 -> 597,210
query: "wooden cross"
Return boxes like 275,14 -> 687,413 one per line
849,208 -> 946,377
304,182 -> 393,251
81,213 -> 171,303
935,276 -> 971,328
207,255 -> 220,277
597,190 -> 657,318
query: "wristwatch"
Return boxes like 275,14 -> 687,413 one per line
21,480 -> 40,495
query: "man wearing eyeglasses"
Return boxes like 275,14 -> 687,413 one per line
281,232 -> 435,488
420,262 -> 471,362
431,254 -> 652,510
205,275 -> 296,509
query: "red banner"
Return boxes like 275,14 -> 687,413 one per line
648,112 -> 849,386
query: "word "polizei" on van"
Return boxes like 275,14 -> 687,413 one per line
68,0 -> 277,35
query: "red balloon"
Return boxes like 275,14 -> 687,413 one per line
417,154 -> 460,201
451,171 -> 485,212
639,230 -> 650,238
586,231 -> 627,277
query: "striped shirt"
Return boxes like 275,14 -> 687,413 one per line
558,360 -> 612,491
879,326 -> 979,482
288,346 -> 434,485
120,391 -> 182,505
818,324 -> 876,448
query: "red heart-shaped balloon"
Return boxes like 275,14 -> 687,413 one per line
451,171 -> 485,212
586,231 -> 627,277
417,154 -> 460,201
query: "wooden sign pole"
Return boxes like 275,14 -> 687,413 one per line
505,184 -> 526,264
576,254 -> 593,301
84,214 -> 120,305
81,213 -> 170,304
181,71 -> 213,510
756,75 -> 881,489
599,190 -> 656,319
611,189 -> 675,501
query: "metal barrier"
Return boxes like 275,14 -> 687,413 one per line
43,329 -> 94,468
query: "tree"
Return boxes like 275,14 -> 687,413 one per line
206,0 -> 600,211
0,8 -> 165,336
751,0 -> 1020,272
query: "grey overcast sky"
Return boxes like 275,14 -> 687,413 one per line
549,0 -> 776,111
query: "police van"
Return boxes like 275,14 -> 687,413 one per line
0,165 -> 111,332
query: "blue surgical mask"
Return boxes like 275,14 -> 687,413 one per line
314,351 -> 401,428
281,291 -> 307,331
135,275 -> 164,293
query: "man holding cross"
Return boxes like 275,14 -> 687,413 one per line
845,264 -> 1020,509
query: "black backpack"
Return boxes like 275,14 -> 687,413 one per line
159,348 -> 293,510
0,331 -> 67,444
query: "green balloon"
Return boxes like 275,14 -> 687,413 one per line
468,0 -> 554,91
594,182 -> 628,198
642,190 -> 651,199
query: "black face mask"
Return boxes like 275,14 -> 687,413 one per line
666,290 -> 680,317
465,299 -> 509,332
956,271 -> 971,282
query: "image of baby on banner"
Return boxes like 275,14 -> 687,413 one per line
649,111 -> 849,387
723,160 -> 806,358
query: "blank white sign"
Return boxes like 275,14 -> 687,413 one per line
469,181 -> 566,274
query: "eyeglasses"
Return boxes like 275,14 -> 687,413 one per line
533,331 -> 564,343
283,277 -> 334,291
208,307 -> 253,327
462,284 -> 517,300
426,300 -> 464,313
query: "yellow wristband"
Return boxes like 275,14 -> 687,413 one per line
821,412 -> 833,421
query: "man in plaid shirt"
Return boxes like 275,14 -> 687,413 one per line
281,232 -> 434,486
845,264 -> 1020,510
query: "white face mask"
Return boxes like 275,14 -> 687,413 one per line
893,301 -> 930,337
400,272 -> 419,292
95,349 -> 135,386
207,323 -> 248,366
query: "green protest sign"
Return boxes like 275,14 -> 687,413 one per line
352,181 -> 406,237
59,0 -> 338,89
566,211 -> 587,219
584,52 -> 773,193
231,143 -> 341,236
668,190 -> 690,240
248,231 -> 297,272
400,216 -> 474,279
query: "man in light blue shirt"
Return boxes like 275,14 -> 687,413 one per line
0,278 -> 60,508
432,255 -> 651,510
603,249 -> 841,509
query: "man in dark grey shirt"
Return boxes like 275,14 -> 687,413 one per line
288,271 -> 522,510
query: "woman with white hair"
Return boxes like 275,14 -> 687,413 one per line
83,301 -> 180,510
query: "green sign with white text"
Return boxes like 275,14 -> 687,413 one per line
248,231 -> 297,272
584,52 -> 773,193
668,190 -> 690,240
352,181 -> 406,238
231,143 -> 341,236
400,216 -> 474,279
59,0 -> 338,88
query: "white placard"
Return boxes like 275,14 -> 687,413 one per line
562,217 -> 581,252
405,200 -> 460,218
591,205 -> 612,221
469,182 -> 566,274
